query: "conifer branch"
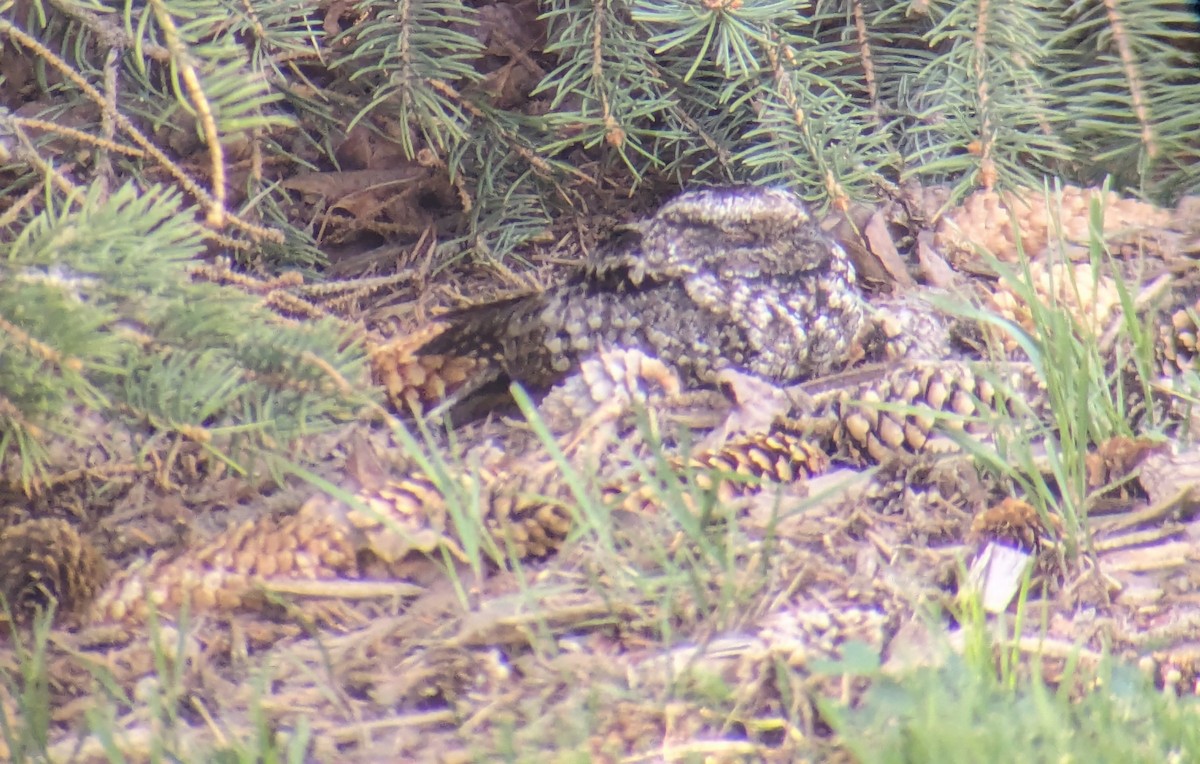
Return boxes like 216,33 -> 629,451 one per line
3,0 -> 1198,487
1102,0 -> 1156,159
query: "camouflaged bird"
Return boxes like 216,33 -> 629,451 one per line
12,182 -> 1200,631
417,187 -> 872,401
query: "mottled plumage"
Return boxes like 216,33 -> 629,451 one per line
420,187 -> 869,395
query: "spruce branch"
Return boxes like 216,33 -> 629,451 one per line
0,13 -> 287,244
905,0 -> 1070,195
1101,0 -> 1156,160
850,0 -> 882,122
334,0 -> 484,156
1051,0 -> 1200,194
740,33 -> 893,207
0,183 -> 370,487
540,0 -> 686,178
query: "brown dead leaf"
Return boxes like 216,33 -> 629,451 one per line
334,123 -> 419,171
861,208 -> 916,288
696,368 -> 789,450
283,167 -> 430,199
476,59 -> 543,108
916,230 -> 959,288
1139,446 -> 1200,508
323,0 -> 366,36
473,0 -> 545,54
827,203 -> 914,290
344,431 -> 390,493
286,165 -> 460,237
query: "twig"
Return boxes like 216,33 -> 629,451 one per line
0,17 -> 282,244
1103,0 -> 1157,159
149,0 -> 228,228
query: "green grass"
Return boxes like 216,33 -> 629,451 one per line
0,603 -> 321,762
822,587 -> 1200,764
828,646 -> 1200,764
938,179 -> 1173,556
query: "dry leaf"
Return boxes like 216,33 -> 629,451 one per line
916,230 -> 958,287
1139,446 -> 1200,507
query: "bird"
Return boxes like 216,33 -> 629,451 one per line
416,187 -> 870,409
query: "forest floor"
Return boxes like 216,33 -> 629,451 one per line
5,184 -> 1200,763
